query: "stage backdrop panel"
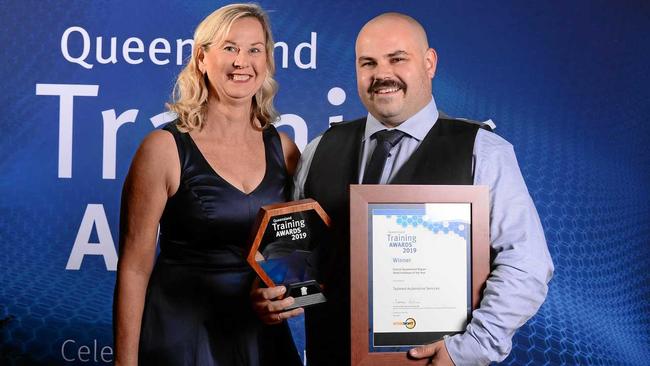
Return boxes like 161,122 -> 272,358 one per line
1,1 -> 649,365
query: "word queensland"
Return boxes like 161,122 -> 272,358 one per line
60,26 -> 318,70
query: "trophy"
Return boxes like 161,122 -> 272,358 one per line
247,199 -> 331,310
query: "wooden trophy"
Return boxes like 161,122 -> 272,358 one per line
247,199 -> 331,309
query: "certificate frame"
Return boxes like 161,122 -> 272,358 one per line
350,185 -> 490,366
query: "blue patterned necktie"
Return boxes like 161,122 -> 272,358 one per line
362,129 -> 407,184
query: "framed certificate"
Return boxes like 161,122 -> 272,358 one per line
350,185 -> 490,366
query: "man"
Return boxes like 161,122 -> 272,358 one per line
252,12 -> 553,365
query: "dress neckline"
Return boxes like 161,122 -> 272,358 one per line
185,128 -> 270,196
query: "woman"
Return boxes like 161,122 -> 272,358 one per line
113,4 -> 302,365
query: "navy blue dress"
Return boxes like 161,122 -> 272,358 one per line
138,122 -> 300,366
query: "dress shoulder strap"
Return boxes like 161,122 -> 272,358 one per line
263,124 -> 287,172
162,121 -> 192,175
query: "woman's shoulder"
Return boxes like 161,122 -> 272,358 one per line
125,127 -> 181,197
130,127 -> 179,177
139,127 -> 177,157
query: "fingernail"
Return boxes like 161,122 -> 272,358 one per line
409,349 -> 417,356
280,286 -> 286,293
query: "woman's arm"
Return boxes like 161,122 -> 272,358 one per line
250,131 -> 304,324
113,130 -> 179,366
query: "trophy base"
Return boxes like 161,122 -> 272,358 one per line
284,280 -> 327,310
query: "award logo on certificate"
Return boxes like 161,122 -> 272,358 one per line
247,199 -> 331,310
349,185 -> 490,366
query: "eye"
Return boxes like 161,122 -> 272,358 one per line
249,47 -> 263,54
360,61 -> 376,68
223,45 -> 239,53
390,57 -> 406,64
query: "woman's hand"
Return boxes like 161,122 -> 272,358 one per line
250,281 -> 304,325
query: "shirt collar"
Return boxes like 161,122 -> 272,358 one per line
363,96 -> 439,142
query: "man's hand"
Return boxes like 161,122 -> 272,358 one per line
250,282 -> 304,325
409,339 -> 455,366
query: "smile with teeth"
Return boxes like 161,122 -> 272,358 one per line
230,74 -> 252,81
374,87 -> 401,94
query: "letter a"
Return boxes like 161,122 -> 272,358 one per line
66,204 -> 118,271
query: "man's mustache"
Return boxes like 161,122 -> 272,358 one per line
369,78 -> 406,93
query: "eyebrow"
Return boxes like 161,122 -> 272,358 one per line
357,56 -> 375,63
357,50 -> 409,62
387,50 -> 408,57
223,40 -> 265,46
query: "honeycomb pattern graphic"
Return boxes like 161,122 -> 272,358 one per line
393,214 -> 468,239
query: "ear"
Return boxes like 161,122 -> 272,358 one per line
424,48 -> 437,79
196,47 -> 206,74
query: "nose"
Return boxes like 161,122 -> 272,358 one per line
233,50 -> 249,68
373,60 -> 393,79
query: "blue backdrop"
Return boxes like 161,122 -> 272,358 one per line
1,1 -> 649,365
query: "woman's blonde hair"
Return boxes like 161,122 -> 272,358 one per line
167,3 -> 278,132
